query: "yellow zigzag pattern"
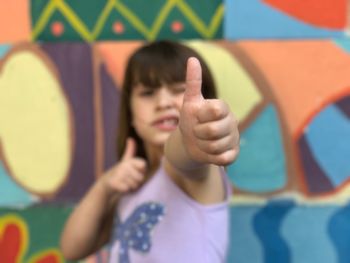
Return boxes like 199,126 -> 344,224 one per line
32,0 -> 224,41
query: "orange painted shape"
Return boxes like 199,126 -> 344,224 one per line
113,21 -> 125,34
263,0 -> 347,29
0,0 -> 31,42
51,22 -> 65,37
172,21 -> 184,33
96,41 -> 143,88
237,40 -> 350,137
0,224 -> 21,263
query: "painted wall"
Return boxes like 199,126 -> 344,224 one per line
0,0 -> 349,262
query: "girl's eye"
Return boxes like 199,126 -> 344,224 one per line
171,84 -> 186,94
139,89 -> 154,96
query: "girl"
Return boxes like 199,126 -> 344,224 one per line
60,41 -> 239,263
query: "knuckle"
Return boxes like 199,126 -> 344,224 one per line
207,141 -> 220,153
210,103 -> 223,119
211,100 -> 228,118
206,125 -> 219,137
115,182 -> 128,192
218,151 -> 235,166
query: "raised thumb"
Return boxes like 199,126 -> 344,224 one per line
184,57 -> 203,103
122,137 -> 136,160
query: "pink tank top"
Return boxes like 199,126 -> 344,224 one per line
108,163 -> 232,263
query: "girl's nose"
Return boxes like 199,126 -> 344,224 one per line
156,87 -> 174,110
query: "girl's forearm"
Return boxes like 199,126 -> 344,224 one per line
164,128 -> 210,179
60,178 -> 118,260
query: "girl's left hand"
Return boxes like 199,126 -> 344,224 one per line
179,57 -> 240,166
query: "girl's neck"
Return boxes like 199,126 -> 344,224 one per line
145,144 -> 163,175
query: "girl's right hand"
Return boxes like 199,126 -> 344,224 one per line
102,138 -> 146,195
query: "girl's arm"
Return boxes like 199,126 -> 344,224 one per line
164,57 -> 239,203
60,138 -> 146,260
60,177 -> 118,260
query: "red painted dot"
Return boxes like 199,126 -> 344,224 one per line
51,21 -> 64,37
113,21 -> 125,34
171,21 -> 184,33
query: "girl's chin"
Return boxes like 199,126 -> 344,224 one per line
141,132 -> 171,150
151,137 -> 170,148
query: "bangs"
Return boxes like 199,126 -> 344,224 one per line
130,45 -> 187,88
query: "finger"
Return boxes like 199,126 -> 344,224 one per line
123,176 -> 139,190
124,170 -> 144,189
184,57 -> 203,103
131,158 -> 147,173
108,175 -> 130,193
114,182 -> 130,193
122,137 -> 136,160
109,170 -> 143,192
201,148 -> 240,166
197,99 -> 230,123
128,169 -> 145,184
196,135 -> 235,155
193,115 -> 233,140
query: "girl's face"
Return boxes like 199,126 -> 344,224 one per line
131,82 -> 186,151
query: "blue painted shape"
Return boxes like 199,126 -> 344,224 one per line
227,105 -> 286,192
253,200 -> 294,263
0,45 -> 10,58
282,205 -> 338,263
305,105 -> 350,186
224,0 -> 343,40
334,38 -> 350,53
298,135 -> 334,194
227,205 -> 263,263
0,162 -> 35,207
329,202 -> 350,263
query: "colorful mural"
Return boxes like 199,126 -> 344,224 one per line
31,0 -> 224,41
1,1 -> 350,263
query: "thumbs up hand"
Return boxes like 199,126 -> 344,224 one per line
179,57 -> 239,167
103,138 -> 146,194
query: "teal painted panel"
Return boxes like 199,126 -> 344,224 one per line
0,162 -> 36,207
0,45 -> 10,58
227,105 -> 287,193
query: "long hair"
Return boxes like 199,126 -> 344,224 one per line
117,40 -> 217,164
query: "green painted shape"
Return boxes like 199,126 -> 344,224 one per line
0,206 -> 74,261
119,0 -> 170,28
31,0 -> 107,30
33,9 -> 86,41
93,8 -> 145,40
157,6 -> 223,40
31,0 -> 223,41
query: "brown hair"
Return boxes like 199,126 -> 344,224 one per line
117,40 -> 217,163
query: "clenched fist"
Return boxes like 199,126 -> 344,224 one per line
103,138 -> 146,194
179,57 -> 239,166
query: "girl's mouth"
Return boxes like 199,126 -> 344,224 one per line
152,117 -> 179,131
